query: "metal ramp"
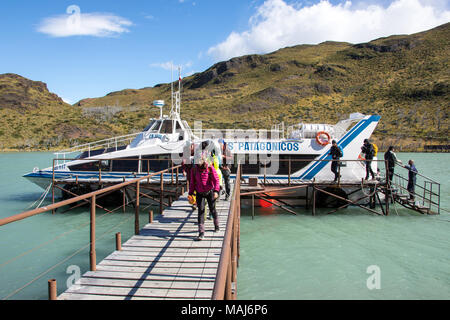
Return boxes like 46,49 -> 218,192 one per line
383,164 -> 441,215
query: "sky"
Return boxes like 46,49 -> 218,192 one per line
0,0 -> 448,104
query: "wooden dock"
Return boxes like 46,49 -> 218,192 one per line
58,192 -> 231,300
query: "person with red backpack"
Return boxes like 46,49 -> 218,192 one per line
189,152 -> 221,241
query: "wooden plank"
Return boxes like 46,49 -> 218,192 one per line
82,270 -> 216,281
76,277 -> 215,290
99,260 -> 218,269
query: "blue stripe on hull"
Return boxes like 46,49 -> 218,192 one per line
299,115 -> 380,180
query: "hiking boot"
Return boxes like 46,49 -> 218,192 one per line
225,195 -> 230,201
196,233 -> 204,241
214,225 -> 220,232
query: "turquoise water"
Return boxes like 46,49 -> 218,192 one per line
0,152 -> 449,300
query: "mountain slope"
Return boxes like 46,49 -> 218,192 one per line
75,23 -> 449,151
1,23 -> 448,151
0,74 -> 121,150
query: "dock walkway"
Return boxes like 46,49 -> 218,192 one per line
59,192 -> 231,300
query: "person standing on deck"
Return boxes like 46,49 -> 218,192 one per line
189,152 -> 221,241
384,146 -> 402,183
328,140 -> 343,182
361,139 -> 375,180
219,139 -> 232,200
404,160 -> 418,201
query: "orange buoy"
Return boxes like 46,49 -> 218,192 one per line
316,131 -> 331,146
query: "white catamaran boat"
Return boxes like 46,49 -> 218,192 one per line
24,72 -> 382,206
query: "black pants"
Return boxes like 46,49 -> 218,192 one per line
407,179 -> 416,200
365,160 -> 374,179
222,168 -> 231,196
196,191 -> 219,234
387,167 -> 394,183
331,160 -> 339,180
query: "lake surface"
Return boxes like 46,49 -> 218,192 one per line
0,152 -> 449,300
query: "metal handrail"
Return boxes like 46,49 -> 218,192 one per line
212,163 -> 241,300
0,165 -> 181,227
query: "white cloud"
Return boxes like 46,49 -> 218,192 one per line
208,0 -> 450,61
150,61 -> 193,71
37,5 -> 132,37
62,97 -> 74,104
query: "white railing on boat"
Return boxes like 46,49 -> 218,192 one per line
54,133 -> 140,165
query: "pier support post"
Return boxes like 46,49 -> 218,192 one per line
312,186 -> 316,216
149,210 -> 153,224
116,232 -> 122,251
48,279 -> 57,300
122,187 -> 126,213
251,195 -> 255,220
90,195 -> 96,271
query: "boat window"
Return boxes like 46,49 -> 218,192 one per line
150,120 -> 162,132
69,160 -> 110,172
141,154 -> 172,172
160,120 -> 173,134
111,157 -> 139,172
143,120 -> 156,132
175,121 -> 183,132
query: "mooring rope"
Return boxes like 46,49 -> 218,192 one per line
360,179 -> 378,197
25,183 -> 52,210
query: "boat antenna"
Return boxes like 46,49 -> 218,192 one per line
171,62 -> 174,117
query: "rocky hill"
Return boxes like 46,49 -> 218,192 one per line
1,23 -> 448,151
0,74 -> 119,150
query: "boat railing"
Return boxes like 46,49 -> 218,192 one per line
54,133 -> 141,165
192,128 -> 286,141
390,164 -> 440,214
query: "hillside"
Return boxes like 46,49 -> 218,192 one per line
0,74 -> 121,150
1,23 -> 449,151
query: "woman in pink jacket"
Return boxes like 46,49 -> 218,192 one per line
189,153 -> 221,241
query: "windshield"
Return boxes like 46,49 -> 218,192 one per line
160,120 -> 173,134
146,120 -> 162,132
143,120 -> 156,132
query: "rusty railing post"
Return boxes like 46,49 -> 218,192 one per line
48,279 -> 57,300
149,210 -> 153,223
90,195 -> 96,271
160,173 -> 164,215
98,160 -> 102,185
225,249 -> 233,300
288,157 -> 291,186
176,167 -> 179,197
116,232 -> 122,251
135,181 -> 140,235
52,159 -> 55,215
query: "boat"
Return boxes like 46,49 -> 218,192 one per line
24,71 -> 382,207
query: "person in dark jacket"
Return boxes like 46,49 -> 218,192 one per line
189,153 -> 221,241
328,140 -> 343,182
384,146 -> 402,183
361,139 -> 375,180
219,140 -> 232,200
404,160 -> 418,201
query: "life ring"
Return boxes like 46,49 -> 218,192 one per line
316,131 -> 331,146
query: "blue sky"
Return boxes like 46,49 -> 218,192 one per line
0,0 -> 448,104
